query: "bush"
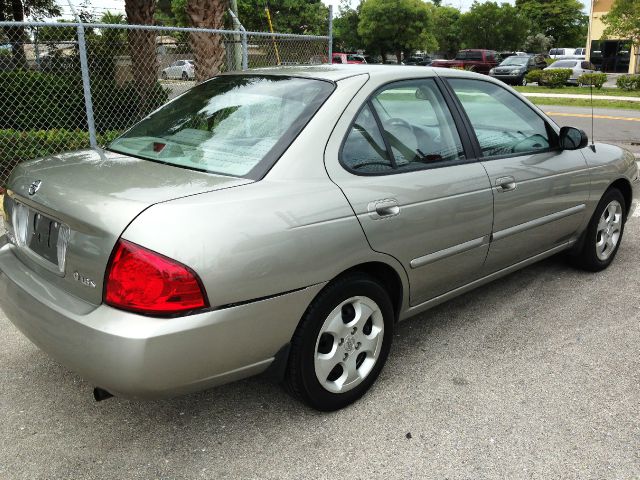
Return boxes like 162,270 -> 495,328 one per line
0,129 -> 120,182
0,71 -> 168,133
616,75 -> 640,91
577,72 -> 608,89
540,68 -> 572,88
0,129 -> 120,161
525,69 -> 543,84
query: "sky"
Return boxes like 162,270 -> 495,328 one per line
54,0 -> 518,20
53,0 -> 589,21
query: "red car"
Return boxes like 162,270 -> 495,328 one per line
431,49 -> 499,75
331,53 -> 366,64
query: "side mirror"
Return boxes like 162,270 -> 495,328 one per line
559,126 -> 588,150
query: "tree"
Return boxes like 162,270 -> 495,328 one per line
125,0 -> 157,114
602,0 -> 640,68
358,0 -> 437,63
333,0 -> 362,52
237,0 -> 329,35
186,0 -> 229,81
516,0 -> 588,47
0,0 -> 60,67
523,32 -> 554,53
433,5 -> 461,58
459,2 -> 528,51
155,0 -> 189,27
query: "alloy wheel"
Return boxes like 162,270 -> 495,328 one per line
314,296 -> 385,394
595,200 -> 622,261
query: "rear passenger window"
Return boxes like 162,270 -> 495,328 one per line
341,79 -> 466,175
341,105 -> 393,174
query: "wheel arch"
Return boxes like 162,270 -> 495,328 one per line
332,261 -> 405,322
609,177 -> 632,220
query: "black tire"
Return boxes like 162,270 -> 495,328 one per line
521,76 -> 528,86
161,72 -> 167,80
182,71 -> 188,80
285,273 -> 394,411
571,188 -> 626,272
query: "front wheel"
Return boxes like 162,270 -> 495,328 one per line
285,273 -> 394,411
182,71 -> 189,81
571,188 -> 626,271
520,76 -> 528,86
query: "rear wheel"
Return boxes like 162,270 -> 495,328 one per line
182,71 -> 189,81
161,72 -> 167,80
285,273 -> 394,411
571,188 -> 626,271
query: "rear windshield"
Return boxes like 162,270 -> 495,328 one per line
108,75 -> 334,178
455,51 -> 483,61
550,60 -> 577,68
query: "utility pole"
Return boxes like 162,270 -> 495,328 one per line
265,5 -> 281,65
229,0 -> 243,70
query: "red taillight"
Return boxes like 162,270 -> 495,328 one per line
104,240 -> 208,315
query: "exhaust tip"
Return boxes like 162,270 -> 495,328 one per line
93,387 -> 114,402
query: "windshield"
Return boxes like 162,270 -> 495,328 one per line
109,75 -> 334,178
500,56 -> 528,66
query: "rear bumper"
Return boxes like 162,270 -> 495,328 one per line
0,241 -> 324,399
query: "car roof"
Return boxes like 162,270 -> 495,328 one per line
236,64 -> 483,82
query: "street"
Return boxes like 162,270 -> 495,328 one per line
0,104 -> 639,479
543,105 -> 640,154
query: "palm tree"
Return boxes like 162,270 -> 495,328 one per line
186,0 -> 229,82
124,0 -> 157,116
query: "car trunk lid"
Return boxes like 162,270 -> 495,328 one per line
4,148 -> 252,305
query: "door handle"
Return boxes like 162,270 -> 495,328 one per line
368,199 -> 400,219
495,176 -> 517,192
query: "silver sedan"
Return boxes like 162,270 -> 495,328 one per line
545,59 -> 597,84
1,66 -> 638,411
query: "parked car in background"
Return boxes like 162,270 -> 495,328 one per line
497,51 -> 528,62
431,49 -> 499,74
331,53 -> 365,64
549,48 -> 576,59
489,54 -> 547,86
3,65 -> 636,412
404,55 -> 432,66
161,60 -> 195,80
349,54 -> 380,64
546,59 -> 597,84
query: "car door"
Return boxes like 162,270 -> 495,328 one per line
446,78 -> 591,273
325,77 -> 494,307
173,61 -> 184,78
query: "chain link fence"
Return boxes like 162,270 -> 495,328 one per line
0,20 -> 331,185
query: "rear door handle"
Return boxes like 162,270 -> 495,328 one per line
495,176 -> 517,192
368,199 -> 400,219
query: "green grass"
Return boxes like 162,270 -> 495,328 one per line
514,86 -> 640,97
527,96 -> 640,111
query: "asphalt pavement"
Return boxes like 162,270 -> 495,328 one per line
1,105 -> 639,479
543,105 -> 640,155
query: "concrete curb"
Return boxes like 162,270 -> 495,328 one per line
522,92 -> 640,102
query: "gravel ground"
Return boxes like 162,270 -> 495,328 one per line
1,216 -> 639,479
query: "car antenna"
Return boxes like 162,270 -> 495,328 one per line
589,81 -> 596,152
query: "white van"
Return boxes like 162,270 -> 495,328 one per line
549,48 -> 576,59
